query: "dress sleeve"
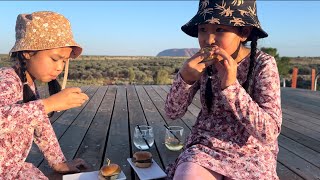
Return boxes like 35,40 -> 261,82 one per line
33,114 -> 66,168
220,55 -> 282,144
165,73 -> 200,119
0,76 -> 48,133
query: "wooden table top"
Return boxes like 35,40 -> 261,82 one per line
28,86 -> 320,180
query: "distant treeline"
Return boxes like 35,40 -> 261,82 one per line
1,51 -> 319,89
0,55 -> 185,85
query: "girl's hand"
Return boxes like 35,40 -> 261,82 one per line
212,47 -> 238,89
53,158 -> 90,174
179,48 -> 217,85
43,87 -> 89,114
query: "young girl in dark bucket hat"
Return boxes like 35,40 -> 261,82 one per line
0,11 -> 89,179
165,0 -> 282,179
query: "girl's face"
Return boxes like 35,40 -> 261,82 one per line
24,47 -> 72,83
198,24 -> 250,55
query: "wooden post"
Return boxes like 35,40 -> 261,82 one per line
291,67 -> 298,88
311,69 -> 316,91
315,72 -> 319,91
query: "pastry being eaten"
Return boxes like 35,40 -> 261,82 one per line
199,47 -> 222,62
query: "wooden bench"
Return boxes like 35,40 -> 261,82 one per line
27,86 -> 320,180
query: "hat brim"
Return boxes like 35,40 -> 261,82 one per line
9,43 -> 83,60
70,45 -> 82,59
181,15 -> 268,41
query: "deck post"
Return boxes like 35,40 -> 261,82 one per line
291,67 -> 298,88
311,69 -> 316,91
315,71 -> 320,91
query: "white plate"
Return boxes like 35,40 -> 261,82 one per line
127,158 -> 167,180
62,170 -> 126,180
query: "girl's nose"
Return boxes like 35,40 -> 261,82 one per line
56,61 -> 65,72
205,33 -> 216,46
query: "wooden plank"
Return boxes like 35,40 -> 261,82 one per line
281,91 -> 320,104
283,107 -> 320,126
278,135 -> 320,168
280,126 -> 320,153
49,111 -> 65,124
104,86 -> 132,180
283,114 -> 320,133
281,87 -> 320,97
39,86 -> 105,176
136,86 -> 181,167
26,86 -> 96,167
281,99 -> 320,117
282,120 -> 320,141
277,162 -> 304,180
73,86 -> 115,171
282,104 -> 320,122
160,85 -> 200,118
281,87 -> 320,99
127,85 -> 163,167
127,85 -> 163,180
281,88 -> 320,106
151,85 -> 196,129
277,146 -> 320,180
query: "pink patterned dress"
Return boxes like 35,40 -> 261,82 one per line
0,67 -> 66,180
165,51 -> 282,180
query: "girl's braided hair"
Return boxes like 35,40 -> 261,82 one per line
12,51 -> 61,116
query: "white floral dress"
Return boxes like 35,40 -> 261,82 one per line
0,67 -> 66,180
165,50 -> 282,180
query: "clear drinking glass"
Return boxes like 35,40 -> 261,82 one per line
133,125 -> 154,150
165,126 -> 185,151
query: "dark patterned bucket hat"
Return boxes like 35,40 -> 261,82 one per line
181,0 -> 268,40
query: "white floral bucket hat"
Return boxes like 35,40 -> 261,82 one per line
9,11 -> 82,89
9,11 -> 82,59
181,0 -> 268,41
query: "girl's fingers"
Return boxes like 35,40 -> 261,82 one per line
73,158 -> 90,170
223,59 -> 231,69
200,58 -> 216,67
70,93 -> 88,101
197,59 -> 216,71
69,166 -> 80,173
213,60 -> 225,72
77,161 -> 90,169
78,93 -> 89,100
67,87 -> 82,93
190,51 -> 212,65
71,102 -> 84,107
214,48 -> 235,67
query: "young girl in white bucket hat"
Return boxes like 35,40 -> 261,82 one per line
165,0 -> 282,179
0,11 -> 89,179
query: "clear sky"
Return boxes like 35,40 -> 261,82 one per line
0,1 -> 319,57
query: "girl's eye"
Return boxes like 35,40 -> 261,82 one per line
52,58 -> 59,62
216,28 -> 226,33
199,27 -> 207,32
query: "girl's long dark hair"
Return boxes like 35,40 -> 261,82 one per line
205,31 -> 258,112
12,51 -> 61,116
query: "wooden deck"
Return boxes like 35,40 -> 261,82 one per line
28,86 -> 320,180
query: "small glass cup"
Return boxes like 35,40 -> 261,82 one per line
133,125 -> 154,150
165,126 -> 185,151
